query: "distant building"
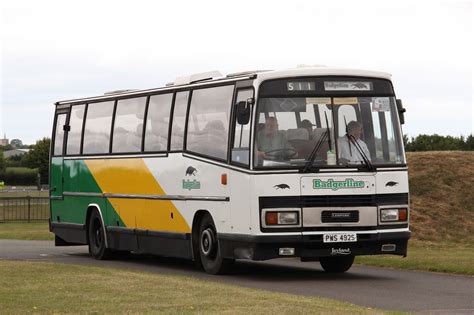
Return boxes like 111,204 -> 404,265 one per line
0,134 -> 8,146
3,149 -> 30,158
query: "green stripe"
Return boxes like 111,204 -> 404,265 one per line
50,159 -> 125,228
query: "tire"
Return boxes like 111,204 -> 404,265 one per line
88,210 -> 112,260
198,214 -> 233,274
319,256 -> 354,273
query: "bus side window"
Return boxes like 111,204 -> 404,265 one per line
82,101 -> 115,154
112,97 -> 147,153
231,89 -> 254,166
66,105 -> 85,155
144,93 -> 173,152
53,113 -> 67,156
170,91 -> 189,151
186,85 -> 234,160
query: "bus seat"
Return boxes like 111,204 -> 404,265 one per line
287,128 -> 309,141
312,128 -> 329,141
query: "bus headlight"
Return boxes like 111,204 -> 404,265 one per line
380,208 -> 408,222
265,211 -> 299,225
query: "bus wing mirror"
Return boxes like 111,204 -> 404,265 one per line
396,99 -> 406,125
235,99 -> 252,125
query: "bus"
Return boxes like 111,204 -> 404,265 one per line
50,66 -> 410,274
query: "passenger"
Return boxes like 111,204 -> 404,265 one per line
300,119 -> 314,140
338,121 -> 371,164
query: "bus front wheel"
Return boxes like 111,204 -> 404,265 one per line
87,210 -> 111,260
319,256 -> 354,273
198,214 -> 232,274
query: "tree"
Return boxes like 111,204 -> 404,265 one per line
405,134 -> 471,151
10,139 -> 23,147
0,152 -> 5,173
23,138 -> 50,184
465,135 -> 474,150
0,144 -> 13,151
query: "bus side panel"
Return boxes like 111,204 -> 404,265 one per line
83,157 -> 194,257
143,155 -> 231,233
52,159 -> 121,245
228,170 -> 251,235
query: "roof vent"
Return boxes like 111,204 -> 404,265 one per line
104,89 -> 139,96
226,70 -> 271,78
174,71 -> 222,86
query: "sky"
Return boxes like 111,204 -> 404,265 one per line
0,0 -> 472,144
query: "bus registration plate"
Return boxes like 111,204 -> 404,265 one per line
323,233 -> 357,243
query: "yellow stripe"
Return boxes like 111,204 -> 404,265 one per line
85,159 -> 191,233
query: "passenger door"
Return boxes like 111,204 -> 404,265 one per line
229,88 -> 254,233
50,111 -> 68,199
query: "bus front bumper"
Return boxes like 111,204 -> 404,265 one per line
218,231 -> 410,261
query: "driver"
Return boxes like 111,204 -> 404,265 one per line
338,120 -> 371,164
256,117 -> 295,160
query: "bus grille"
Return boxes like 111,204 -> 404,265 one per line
321,210 -> 359,223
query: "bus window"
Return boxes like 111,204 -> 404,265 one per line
66,105 -> 85,155
83,101 -> 115,154
170,91 -> 189,151
186,85 -> 234,160
371,100 -> 403,163
53,113 -> 67,156
144,93 -> 173,152
231,89 -> 254,165
112,97 -> 147,153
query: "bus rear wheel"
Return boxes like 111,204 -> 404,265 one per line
198,214 -> 232,274
88,210 -> 111,260
319,256 -> 354,273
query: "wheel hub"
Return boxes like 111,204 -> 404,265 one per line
201,228 -> 215,257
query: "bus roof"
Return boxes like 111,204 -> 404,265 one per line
55,66 -> 392,106
254,66 -> 392,83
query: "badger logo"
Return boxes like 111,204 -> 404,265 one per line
352,82 -> 369,89
385,181 -> 399,187
185,166 -> 197,176
274,184 -> 290,190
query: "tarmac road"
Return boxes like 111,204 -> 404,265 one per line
1,239 -> 473,314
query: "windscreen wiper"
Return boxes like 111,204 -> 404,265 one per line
324,112 -> 333,153
343,116 -> 374,171
301,130 -> 328,173
347,134 -> 375,171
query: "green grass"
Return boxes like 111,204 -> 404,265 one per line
0,222 -> 53,240
356,241 -> 474,275
0,260 -> 392,314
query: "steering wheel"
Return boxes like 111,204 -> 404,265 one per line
264,148 -> 298,161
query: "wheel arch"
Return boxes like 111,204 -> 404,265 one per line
86,203 -> 109,248
191,209 -> 212,261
